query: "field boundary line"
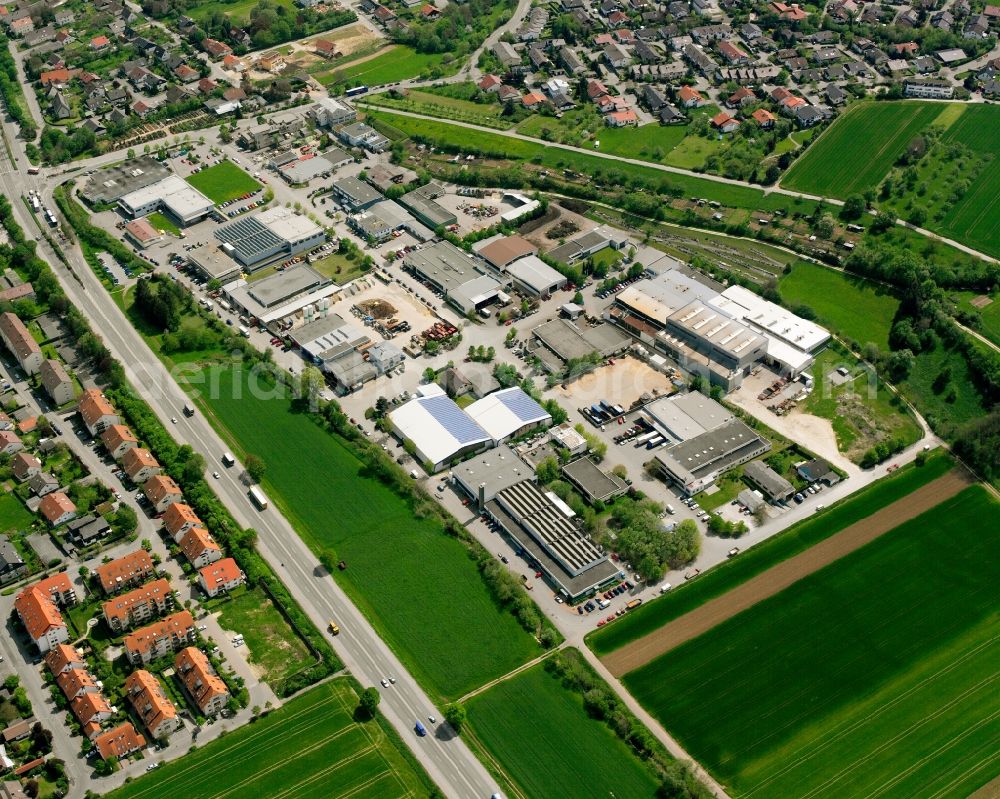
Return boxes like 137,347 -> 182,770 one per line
458,647 -> 559,703
603,469 -> 971,676
942,763 -> 1000,799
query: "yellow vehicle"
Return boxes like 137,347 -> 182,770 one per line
328,621 -> 340,635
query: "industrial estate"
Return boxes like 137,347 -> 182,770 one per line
0,0 -> 994,796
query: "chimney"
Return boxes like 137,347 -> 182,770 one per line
478,482 -> 486,511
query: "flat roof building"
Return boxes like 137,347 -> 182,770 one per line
399,182 -> 457,230
506,256 -> 567,298
485,480 -> 619,601
80,157 -> 171,204
654,417 -> 770,495
388,384 -> 491,471
642,391 -> 734,444
743,459 -> 794,502
466,387 -> 551,444
561,458 -> 629,504
450,445 -> 533,508
224,266 -> 337,326
215,207 -> 325,270
403,242 -> 502,315
119,175 -> 215,225
530,318 -> 631,374
331,176 -> 383,211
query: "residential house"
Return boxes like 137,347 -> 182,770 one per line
197,558 -> 245,598
825,83 -> 847,104
718,40 -> 750,64
175,647 -> 229,716
752,107 -> 776,127
771,1 -> 808,20
64,514 -> 111,547
49,92 -> 72,120
643,85 -> 669,110
521,91 -> 546,109
94,723 -> 146,761
794,104 -> 824,126
173,64 -> 199,83
659,104 -> 686,124
78,388 -> 119,436
14,584 -> 67,653
96,549 -> 155,595
726,86 -> 756,107
39,492 -> 76,527
43,643 -> 85,677
124,611 -> 196,665
122,447 -> 160,485
71,693 -> 113,728
0,536 -> 26,584
102,578 -> 173,632
125,670 -> 181,740
677,85 -> 706,106
904,77 -> 954,98
711,111 -> 740,132
0,312 -> 43,375
313,39 -> 339,58
56,666 -> 100,701
39,360 -> 74,406
201,38 -> 232,60
162,503 -> 203,543
604,42 -> 631,69
179,526 -> 223,569
11,452 -> 41,482
606,109 -> 639,126
143,475 -> 182,513
478,74 -> 502,92
101,425 -> 138,460
90,35 -> 110,50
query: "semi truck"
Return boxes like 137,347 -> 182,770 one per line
222,452 -> 235,467
248,486 -> 268,510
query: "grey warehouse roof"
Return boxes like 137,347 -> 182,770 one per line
404,241 -> 482,291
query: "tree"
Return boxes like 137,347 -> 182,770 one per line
245,454 -> 266,483
422,367 -> 437,383
841,194 -> 866,220
29,723 -> 52,755
23,780 -> 38,799
358,687 -> 381,718
111,505 -> 138,537
374,396 -> 390,418
535,456 -> 560,484
444,702 -> 466,733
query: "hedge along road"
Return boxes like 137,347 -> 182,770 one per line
602,467 -> 972,677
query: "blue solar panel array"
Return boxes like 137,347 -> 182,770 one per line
420,395 -> 489,444
497,388 -> 548,423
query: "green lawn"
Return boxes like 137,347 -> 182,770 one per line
185,161 -> 261,205
145,211 -> 180,237
623,484 -> 1000,799
467,657 -> 660,799
779,262 -> 900,350
319,46 -> 446,88
104,679 -> 436,799
311,251 -> 369,285
216,587 -> 315,691
781,101 -> 943,197
368,109 -> 813,213
0,494 -> 32,533
365,89 -> 513,130
587,451 -> 953,657
187,0 -> 297,26
191,366 -> 540,699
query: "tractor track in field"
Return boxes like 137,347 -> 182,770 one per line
603,468 -> 972,676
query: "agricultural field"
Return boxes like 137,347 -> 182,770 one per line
622,484 -> 999,799
367,109 -> 809,212
194,366 -> 540,699
781,101 -> 942,196
779,261 -> 900,350
105,680 -> 435,799
588,451 -> 953,657
185,161 -> 262,205
318,46 -> 446,87
467,658 -> 660,799
216,586 -> 315,690
0,493 -> 32,533
187,0 -> 297,27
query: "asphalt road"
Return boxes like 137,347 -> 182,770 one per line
0,125 -> 500,798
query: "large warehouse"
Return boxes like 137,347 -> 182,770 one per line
530,318 -> 631,375
403,242 -> 502,316
223,264 -> 338,326
450,445 -> 534,507
118,175 -> 215,226
80,157 -> 170,205
388,384 -> 492,471
485,480 -> 619,602
653,419 -> 770,496
215,207 -> 325,270
466,387 -> 551,444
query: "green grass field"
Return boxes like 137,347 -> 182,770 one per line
187,0 -> 297,26
623,484 -> 999,799
587,452 -> 952,657
781,101 -> 943,196
186,161 -> 261,205
952,290 -> 1000,347
902,337 -> 992,438
105,679 -> 435,799
779,262 -> 900,350
467,657 -> 660,799
216,587 -> 315,689
0,494 -> 32,533
367,109 -> 813,213
319,46 -> 446,87
193,366 -> 539,699
365,89 -> 513,130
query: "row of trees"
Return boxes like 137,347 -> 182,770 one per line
0,33 -> 36,140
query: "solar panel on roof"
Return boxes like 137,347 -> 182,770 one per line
420,396 -> 488,445
498,389 -> 548,423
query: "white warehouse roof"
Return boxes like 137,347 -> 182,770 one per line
709,285 -> 830,353
120,174 -> 214,222
467,387 -> 551,443
389,386 -> 491,467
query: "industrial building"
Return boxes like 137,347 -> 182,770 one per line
485,480 -> 619,601
642,391 -> 735,444
546,225 -> 629,265
530,318 -> 631,375
279,151 -> 351,184
309,96 -> 357,127
561,458 -> 629,504
289,312 -> 402,393
466,387 -> 551,444
743,459 -> 794,502
654,417 -> 769,495
450,445 -> 533,506
477,235 -> 538,270
331,177 -> 384,212
399,183 -> 458,230
388,384 -> 492,471
118,175 -> 215,226
506,256 -> 567,298
214,206 -> 325,270
223,264 -> 337,326
80,157 -> 171,205
403,241 -> 502,315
